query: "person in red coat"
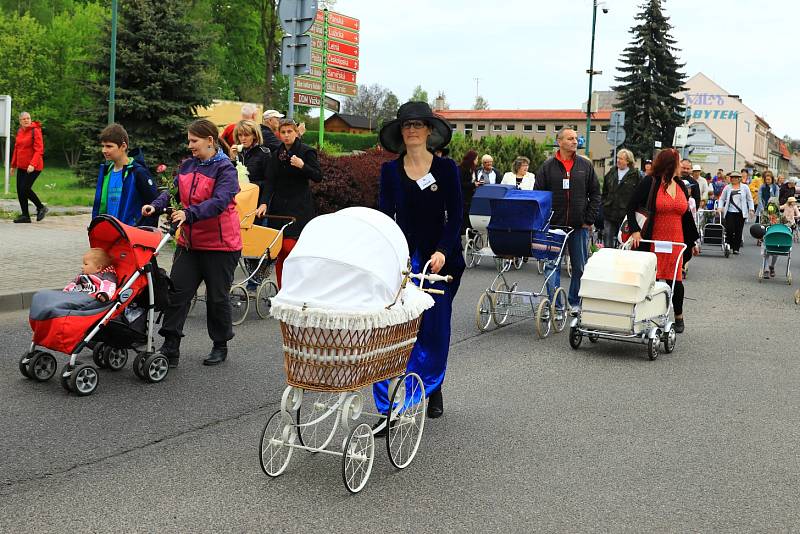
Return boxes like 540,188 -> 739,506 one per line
10,112 -> 47,223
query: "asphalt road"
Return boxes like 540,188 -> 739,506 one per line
1,234 -> 798,532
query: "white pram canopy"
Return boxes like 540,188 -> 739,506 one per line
579,248 -> 658,303
270,207 -> 434,329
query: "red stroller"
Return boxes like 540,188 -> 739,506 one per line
20,215 -> 175,396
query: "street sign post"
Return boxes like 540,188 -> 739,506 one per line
278,0 -> 318,119
607,124 -> 626,168
0,94 -> 10,194
610,111 -> 625,127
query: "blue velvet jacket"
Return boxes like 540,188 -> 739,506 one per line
379,155 -> 465,279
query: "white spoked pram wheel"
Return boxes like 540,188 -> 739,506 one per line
386,373 -> 426,469
259,411 -> 295,477
296,391 -> 344,452
341,422 -> 375,494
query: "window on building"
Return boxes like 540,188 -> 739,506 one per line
524,124 -> 533,132
570,124 -> 578,130
555,124 -> 563,132
493,124 -> 502,131
537,124 -> 546,132
589,125 -> 597,132
506,124 -> 515,131
477,124 -> 486,131
464,123 -> 473,132
601,125 -> 609,132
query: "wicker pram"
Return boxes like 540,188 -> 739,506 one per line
270,207 -> 434,392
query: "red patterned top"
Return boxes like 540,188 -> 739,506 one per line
650,183 -> 687,281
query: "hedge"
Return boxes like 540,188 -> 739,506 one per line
305,130 -> 379,152
447,133 -> 549,175
312,148 -> 395,215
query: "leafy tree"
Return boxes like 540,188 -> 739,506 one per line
613,0 -> 686,160
448,133 -> 547,175
0,13 -> 52,121
76,0 -> 216,180
473,95 -> 489,110
379,92 -> 399,124
409,85 -> 428,105
342,84 -> 398,130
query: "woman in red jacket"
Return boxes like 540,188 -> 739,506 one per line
11,112 -> 47,223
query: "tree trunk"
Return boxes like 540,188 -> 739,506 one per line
264,0 -> 279,108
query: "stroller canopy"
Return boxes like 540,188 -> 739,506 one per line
89,215 -> 162,272
469,184 -> 515,216
273,207 -> 411,313
764,223 -> 792,253
488,190 -> 553,232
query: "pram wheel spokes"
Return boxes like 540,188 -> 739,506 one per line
296,391 -> 343,452
569,326 -> 582,349
27,351 -> 57,382
142,353 -> 169,383
647,335 -> 660,361
260,410 -> 295,477
475,292 -> 494,332
387,372 -> 426,469
342,422 -> 375,493
92,343 -> 129,371
494,280 -> 512,325
229,285 -> 250,326
661,325 -> 676,354
256,281 -> 278,319
62,363 -> 99,396
551,288 -> 568,333
535,298 -> 552,339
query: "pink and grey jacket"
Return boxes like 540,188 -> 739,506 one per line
152,149 -> 242,252
63,266 -> 118,302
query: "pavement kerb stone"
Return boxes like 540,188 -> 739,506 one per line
0,289 -> 56,312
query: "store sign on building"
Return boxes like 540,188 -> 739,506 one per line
683,93 -> 739,121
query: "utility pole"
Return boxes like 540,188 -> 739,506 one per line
584,0 -> 598,157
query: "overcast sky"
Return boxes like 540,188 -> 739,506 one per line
326,0 -> 798,137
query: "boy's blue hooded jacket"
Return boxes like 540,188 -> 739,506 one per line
92,149 -> 159,227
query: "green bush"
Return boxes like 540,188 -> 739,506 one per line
305,130 -> 378,152
448,133 -> 549,174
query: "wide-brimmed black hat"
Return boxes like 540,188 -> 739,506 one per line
379,101 -> 452,154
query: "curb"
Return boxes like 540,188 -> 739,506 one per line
0,289 -> 55,313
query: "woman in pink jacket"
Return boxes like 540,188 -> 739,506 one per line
10,111 -> 47,223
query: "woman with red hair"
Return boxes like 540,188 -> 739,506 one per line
625,149 -> 699,333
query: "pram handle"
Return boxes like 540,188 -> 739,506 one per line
620,238 -> 688,309
403,261 -> 453,295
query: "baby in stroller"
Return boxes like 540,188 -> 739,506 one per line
63,248 -> 118,303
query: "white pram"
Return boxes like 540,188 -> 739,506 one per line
261,207 -> 449,493
568,240 -> 685,360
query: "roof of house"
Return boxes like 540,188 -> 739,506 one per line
325,113 -> 374,130
436,109 -> 613,121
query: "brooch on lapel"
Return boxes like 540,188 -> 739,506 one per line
431,184 -> 438,192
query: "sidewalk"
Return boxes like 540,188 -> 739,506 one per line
0,213 -> 172,311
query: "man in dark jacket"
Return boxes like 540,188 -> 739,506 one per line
260,109 -> 285,153
601,148 -> 640,248
474,154 -> 503,185
534,127 -> 601,311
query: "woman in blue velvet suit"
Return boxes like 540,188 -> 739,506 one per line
373,101 -> 465,420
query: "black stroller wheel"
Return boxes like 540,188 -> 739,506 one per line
106,347 -> 129,371
92,343 -> 109,369
29,351 -> 57,382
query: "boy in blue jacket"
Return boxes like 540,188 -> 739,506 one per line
92,124 -> 158,227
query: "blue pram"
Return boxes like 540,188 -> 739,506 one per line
475,190 -> 573,338
464,184 -> 522,270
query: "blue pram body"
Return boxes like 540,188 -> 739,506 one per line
488,190 -> 563,259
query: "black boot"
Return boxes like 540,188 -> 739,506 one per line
36,206 -> 49,221
674,318 -> 685,334
203,342 -> 228,366
158,335 -> 181,368
13,214 -> 31,223
427,388 -> 443,419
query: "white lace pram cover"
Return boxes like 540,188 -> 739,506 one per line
270,207 -> 434,330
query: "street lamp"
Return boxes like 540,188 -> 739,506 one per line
584,0 -> 607,157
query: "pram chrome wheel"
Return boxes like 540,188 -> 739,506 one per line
28,351 -> 57,382
464,238 -> 477,269
260,410 -> 295,477
296,391 -> 342,452
757,269 -> 764,282
63,364 -> 99,396
537,259 -> 545,275
229,284 -> 250,326
662,325 -> 676,354
794,289 -> 800,305
387,373 -> 426,469
551,288 -> 568,333
724,244 -> 731,258
142,353 -> 169,383
494,281 -> 512,325
475,292 -> 494,332
647,334 -> 660,361
569,326 -> 582,349
535,298 -> 552,339
342,422 -> 375,494
256,281 -> 278,319
513,257 -> 524,270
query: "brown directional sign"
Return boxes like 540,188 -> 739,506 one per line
326,80 -> 357,97
315,9 -> 360,31
294,92 -> 340,113
308,65 -> 357,84
326,53 -> 359,72
309,22 -> 359,45
295,77 -> 357,97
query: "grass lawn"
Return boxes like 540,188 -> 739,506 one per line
1,167 -> 95,207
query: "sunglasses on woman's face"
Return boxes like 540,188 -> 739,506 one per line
401,120 -> 427,130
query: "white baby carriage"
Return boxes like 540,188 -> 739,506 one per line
568,240 -> 686,360
464,184 -> 525,271
260,207 -> 449,493
475,190 -> 572,338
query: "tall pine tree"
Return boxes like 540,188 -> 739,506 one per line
613,0 -> 686,160
76,0 -> 215,181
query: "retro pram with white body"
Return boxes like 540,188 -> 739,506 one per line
474,190 -> 572,338
20,215 -> 176,396
759,223 -> 792,284
464,184 -> 525,270
259,207 -> 450,493
568,240 -> 686,360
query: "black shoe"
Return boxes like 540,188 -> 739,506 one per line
13,215 -> 31,223
203,344 -> 228,366
158,335 -> 181,368
373,416 -> 392,437
427,389 -> 443,419
36,206 -> 49,221
674,318 -> 685,334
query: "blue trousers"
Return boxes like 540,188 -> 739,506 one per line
373,273 -> 460,414
544,227 -> 588,308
